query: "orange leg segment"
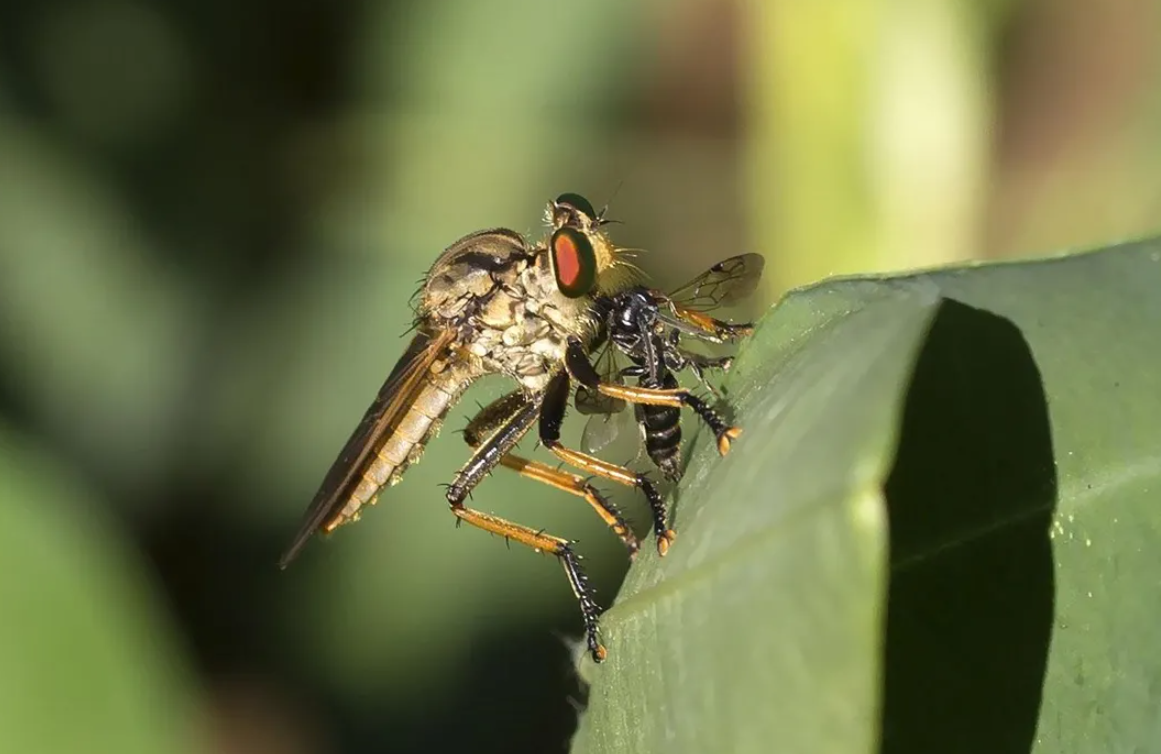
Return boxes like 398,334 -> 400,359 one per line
543,441 -> 677,556
447,389 -> 608,663
463,391 -> 639,556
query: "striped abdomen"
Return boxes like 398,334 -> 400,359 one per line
638,371 -> 683,482
324,365 -> 473,533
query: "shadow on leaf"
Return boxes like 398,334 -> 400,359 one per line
880,298 -> 1057,754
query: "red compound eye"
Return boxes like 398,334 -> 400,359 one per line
550,226 -> 597,298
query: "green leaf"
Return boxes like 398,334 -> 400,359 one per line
570,239 -> 1161,753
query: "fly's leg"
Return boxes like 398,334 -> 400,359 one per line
540,370 -> 677,557
462,391 -> 640,557
567,338 -> 742,456
446,392 -> 607,662
566,338 -> 688,410
451,509 -> 605,663
622,357 -> 737,447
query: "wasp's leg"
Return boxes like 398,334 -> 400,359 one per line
446,394 -> 607,662
567,338 -> 742,456
683,356 -> 729,398
684,351 -> 736,375
462,391 -> 640,556
669,306 -> 755,341
540,370 -> 677,557
684,393 -> 743,455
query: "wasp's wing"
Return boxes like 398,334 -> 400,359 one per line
279,328 -> 455,568
656,254 -> 765,344
574,340 -> 627,416
582,407 -> 640,456
665,253 -> 765,312
575,384 -> 624,415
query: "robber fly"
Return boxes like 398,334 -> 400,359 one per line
279,193 -> 746,663
577,254 -> 764,484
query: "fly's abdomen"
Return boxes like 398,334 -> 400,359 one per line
325,370 -> 472,532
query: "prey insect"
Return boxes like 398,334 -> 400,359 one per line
279,193 -> 719,663
577,254 -> 764,486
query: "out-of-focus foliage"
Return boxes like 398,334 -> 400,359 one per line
0,427 -> 200,754
0,0 -> 1158,752
744,0 -> 997,288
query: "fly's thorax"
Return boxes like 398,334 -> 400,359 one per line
420,227 -> 532,322
459,254 -> 599,391
416,218 -> 634,392
414,238 -> 582,391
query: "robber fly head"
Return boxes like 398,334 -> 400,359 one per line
543,192 -> 638,300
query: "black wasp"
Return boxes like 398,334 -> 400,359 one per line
576,252 -> 765,528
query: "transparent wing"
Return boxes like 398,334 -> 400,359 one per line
581,406 -> 640,455
664,253 -> 765,312
573,340 -> 627,416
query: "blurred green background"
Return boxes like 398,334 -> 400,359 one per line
0,0 -> 1159,752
